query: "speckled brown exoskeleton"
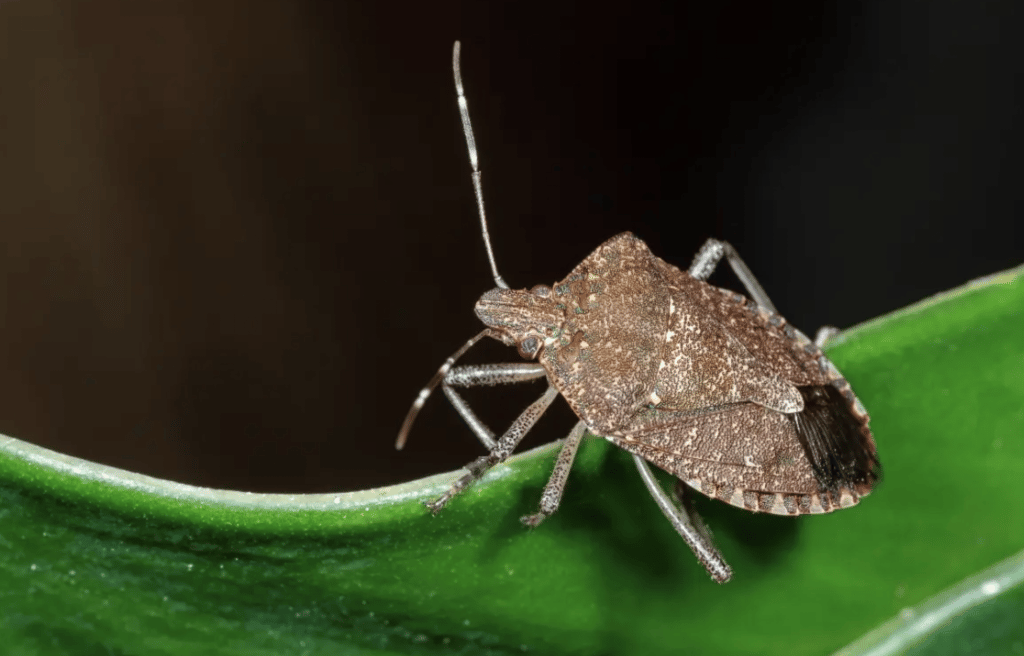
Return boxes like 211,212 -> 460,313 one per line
396,42 -> 881,583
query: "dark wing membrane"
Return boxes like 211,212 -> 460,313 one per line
790,385 -> 882,497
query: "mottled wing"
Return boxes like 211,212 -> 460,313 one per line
611,389 -> 880,515
654,256 -> 833,388
645,281 -> 806,416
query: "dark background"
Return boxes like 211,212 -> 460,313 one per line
0,0 -> 1019,492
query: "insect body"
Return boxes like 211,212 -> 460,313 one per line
397,42 -> 881,583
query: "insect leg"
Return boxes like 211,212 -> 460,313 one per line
442,387 -> 498,450
633,455 -> 733,583
521,420 -> 587,527
689,238 -> 777,315
396,329 -> 496,450
813,325 -> 840,347
442,363 -> 548,450
425,384 -> 559,514
672,480 -> 715,550
445,363 -> 547,387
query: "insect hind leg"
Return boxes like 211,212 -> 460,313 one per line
672,479 -> 716,550
689,238 -> 777,315
425,384 -> 559,514
813,325 -> 840,348
633,455 -> 733,583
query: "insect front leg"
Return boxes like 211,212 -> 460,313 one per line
521,420 -> 587,527
442,363 -> 548,449
425,384 -> 559,514
633,456 -> 733,583
689,238 -> 777,315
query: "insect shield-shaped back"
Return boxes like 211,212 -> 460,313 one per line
478,232 -> 880,515
478,233 -> 672,430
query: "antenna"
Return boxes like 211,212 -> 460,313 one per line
453,41 -> 508,290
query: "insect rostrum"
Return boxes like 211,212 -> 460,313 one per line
396,42 -> 881,584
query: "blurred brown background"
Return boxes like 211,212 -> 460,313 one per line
0,0 -> 1020,493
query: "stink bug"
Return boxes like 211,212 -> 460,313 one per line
396,42 -> 881,583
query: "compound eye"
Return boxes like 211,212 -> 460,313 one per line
530,285 -> 552,298
518,336 -> 540,359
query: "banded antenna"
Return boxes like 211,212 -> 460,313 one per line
395,42 -> 511,450
453,40 -> 508,290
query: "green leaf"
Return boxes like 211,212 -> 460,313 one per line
836,547 -> 1024,656
2,264 -> 1023,656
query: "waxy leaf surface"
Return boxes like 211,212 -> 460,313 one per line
1,265 -> 1023,655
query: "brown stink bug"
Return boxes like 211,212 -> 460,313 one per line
396,42 -> 881,583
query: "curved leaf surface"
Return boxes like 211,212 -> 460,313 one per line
1,264 -> 1023,655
